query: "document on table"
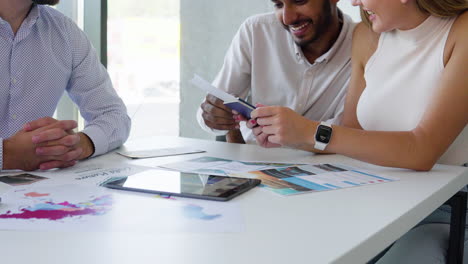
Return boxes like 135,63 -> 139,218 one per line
0,184 -> 244,233
158,156 -> 304,176
117,147 -> 205,159
29,162 -> 150,187
231,163 -> 400,196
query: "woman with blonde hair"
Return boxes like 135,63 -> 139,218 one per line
244,0 -> 468,262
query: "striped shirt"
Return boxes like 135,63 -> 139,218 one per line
0,5 -> 131,169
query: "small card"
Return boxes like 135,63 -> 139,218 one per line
191,74 -> 256,119
117,147 -> 206,159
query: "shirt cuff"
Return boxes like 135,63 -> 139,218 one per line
82,126 -> 109,157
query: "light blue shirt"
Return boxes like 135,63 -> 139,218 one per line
0,5 -> 131,169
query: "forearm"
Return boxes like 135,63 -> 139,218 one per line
325,126 -> 438,171
226,130 -> 245,144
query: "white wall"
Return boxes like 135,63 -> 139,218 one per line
179,0 -> 271,139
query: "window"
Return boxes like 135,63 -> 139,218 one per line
107,1 -> 180,140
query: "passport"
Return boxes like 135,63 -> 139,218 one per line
191,74 -> 256,119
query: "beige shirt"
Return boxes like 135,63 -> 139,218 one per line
197,12 -> 356,144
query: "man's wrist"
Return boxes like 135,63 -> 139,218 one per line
226,129 -> 245,144
78,132 -> 95,159
2,138 -> 16,170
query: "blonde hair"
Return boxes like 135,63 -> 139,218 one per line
361,0 -> 468,26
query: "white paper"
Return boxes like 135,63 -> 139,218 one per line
0,184 -> 244,233
30,163 -> 150,187
190,74 -> 237,102
117,147 -> 205,159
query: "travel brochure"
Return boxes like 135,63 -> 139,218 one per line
158,156 -> 399,196
231,163 -> 399,196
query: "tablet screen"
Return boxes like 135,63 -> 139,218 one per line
102,170 -> 260,201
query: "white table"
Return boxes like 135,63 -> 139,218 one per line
1,137 -> 467,264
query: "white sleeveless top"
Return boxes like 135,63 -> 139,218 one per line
357,16 -> 468,166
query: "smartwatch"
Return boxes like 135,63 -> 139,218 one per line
314,122 -> 333,151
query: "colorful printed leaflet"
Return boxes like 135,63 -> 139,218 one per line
0,184 -> 243,233
0,194 -> 111,221
233,164 -> 399,196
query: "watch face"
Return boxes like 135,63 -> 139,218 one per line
315,125 -> 332,144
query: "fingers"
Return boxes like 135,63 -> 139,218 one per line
39,160 -> 78,171
205,94 -> 232,112
234,114 -> 248,122
32,122 -> 78,144
203,118 -> 239,130
201,98 -> 239,130
36,134 -> 80,148
23,117 -> 58,131
245,119 -> 258,129
260,125 -> 279,135
252,126 -> 263,137
41,148 -> 83,162
33,120 -> 77,134
36,145 -> 83,170
256,132 -> 270,148
256,116 -> 276,127
251,106 -> 278,119
36,145 -> 70,156
201,100 -> 233,118
32,128 -> 68,144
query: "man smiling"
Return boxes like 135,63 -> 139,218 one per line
198,0 -> 355,145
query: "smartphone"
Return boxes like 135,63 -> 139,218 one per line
101,170 -> 261,201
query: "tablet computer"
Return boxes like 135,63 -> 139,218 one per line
101,170 -> 261,201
